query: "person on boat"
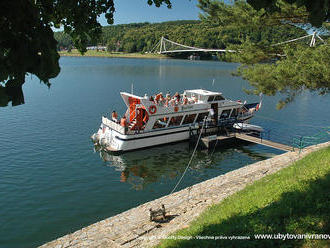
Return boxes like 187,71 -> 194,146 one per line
112,111 -> 118,123
209,108 -> 216,124
169,97 -> 176,106
174,92 -> 180,104
120,116 -> 127,127
183,95 -> 188,105
155,92 -> 163,104
143,113 -> 149,125
165,93 -> 171,107
192,94 -> 198,103
159,94 -> 165,105
149,95 -> 154,102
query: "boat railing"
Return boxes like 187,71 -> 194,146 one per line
238,110 -> 253,118
102,116 -> 126,134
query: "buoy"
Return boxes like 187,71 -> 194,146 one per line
149,105 -> 157,114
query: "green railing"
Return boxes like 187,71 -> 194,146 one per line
292,127 -> 330,151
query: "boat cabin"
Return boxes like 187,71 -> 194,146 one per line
104,89 -> 248,134
184,89 -> 225,103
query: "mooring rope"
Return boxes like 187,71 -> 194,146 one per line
169,117 -> 206,195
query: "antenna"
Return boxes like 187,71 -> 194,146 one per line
131,83 -> 134,94
212,78 -> 215,86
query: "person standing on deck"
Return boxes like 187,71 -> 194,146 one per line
193,94 -> 198,103
209,108 -> 216,125
120,116 -> 128,133
112,111 -> 118,123
120,116 -> 127,126
165,93 -> 171,107
174,92 -> 180,104
155,92 -> 163,104
183,95 -> 188,105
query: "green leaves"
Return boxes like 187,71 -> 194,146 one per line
247,0 -> 329,27
198,0 -> 330,109
0,0 -> 172,107
239,45 -> 330,109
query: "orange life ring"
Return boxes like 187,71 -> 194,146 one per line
149,105 -> 157,114
174,106 -> 179,112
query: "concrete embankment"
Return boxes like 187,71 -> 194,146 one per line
40,141 -> 330,248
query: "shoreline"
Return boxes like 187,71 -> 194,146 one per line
39,141 -> 330,248
59,50 -> 169,60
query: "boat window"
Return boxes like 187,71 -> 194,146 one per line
185,92 -> 192,98
220,109 -> 231,119
231,108 -> 238,117
168,116 -> 183,127
182,114 -> 197,125
214,95 -> 225,101
153,117 -> 169,129
207,96 -> 215,102
196,112 -> 209,123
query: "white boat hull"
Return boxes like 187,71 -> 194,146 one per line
95,125 -> 196,152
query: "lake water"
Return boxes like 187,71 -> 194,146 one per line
0,57 -> 329,247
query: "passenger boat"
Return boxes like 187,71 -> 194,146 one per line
91,89 -> 262,152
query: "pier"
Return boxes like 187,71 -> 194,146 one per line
200,131 -> 294,152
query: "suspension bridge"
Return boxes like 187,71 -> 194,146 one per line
149,32 -> 326,54
149,36 -> 235,54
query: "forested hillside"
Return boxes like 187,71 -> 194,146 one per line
55,20 -> 306,53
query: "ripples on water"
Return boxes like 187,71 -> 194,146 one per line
0,57 -> 329,248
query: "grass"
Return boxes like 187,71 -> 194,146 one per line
59,49 -> 167,59
157,146 -> 330,248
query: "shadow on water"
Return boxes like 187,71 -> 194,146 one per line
96,141 -> 275,190
159,172 -> 330,248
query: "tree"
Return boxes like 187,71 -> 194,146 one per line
198,0 -> 329,27
0,0 -> 171,107
198,0 -> 330,108
247,0 -> 329,27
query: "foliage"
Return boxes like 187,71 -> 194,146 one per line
238,44 -> 330,109
158,146 -> 330,248
0,0 -> 171,107
198,0 -> 330,108
247,0 -> 329,27
198,0 -> 312,27
55,20 -> 305,54
54,32 -> 73,51
198,0 -> 329,28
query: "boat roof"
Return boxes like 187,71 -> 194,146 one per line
185,89 -> 222,96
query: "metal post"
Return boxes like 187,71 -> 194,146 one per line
310,32 -> 316,47
160,36 -> 164,54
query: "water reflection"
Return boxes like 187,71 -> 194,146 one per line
97,142 -> 277,190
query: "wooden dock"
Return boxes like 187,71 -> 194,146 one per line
201,134 -> 235,149
200,132 -> 294,152
235,133 -> 293,152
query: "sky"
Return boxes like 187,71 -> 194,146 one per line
99,0 -> 201,26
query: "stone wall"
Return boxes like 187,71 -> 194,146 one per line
40,141 -> 330,248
